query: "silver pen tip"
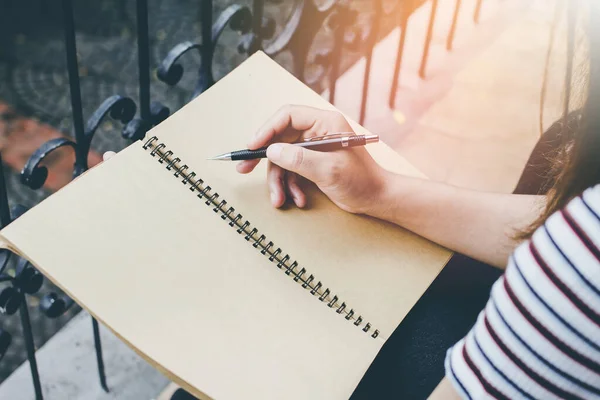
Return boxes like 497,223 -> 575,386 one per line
207,153 -> 231,161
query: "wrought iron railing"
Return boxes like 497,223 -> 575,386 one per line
0,0 -> 487,398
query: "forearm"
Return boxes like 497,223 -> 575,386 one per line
369,172 -> 546,269
429,378 -> 462,400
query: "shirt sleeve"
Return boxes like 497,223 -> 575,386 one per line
445,185 -> 600,400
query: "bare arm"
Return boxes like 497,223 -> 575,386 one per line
240,105 -> 545,269
369,172 -> 545,269
428,378 -> 463,400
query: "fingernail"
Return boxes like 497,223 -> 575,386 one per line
267,144 -> 283,160
270,191 -> 278,206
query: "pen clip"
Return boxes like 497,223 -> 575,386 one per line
303,132 -> 357,142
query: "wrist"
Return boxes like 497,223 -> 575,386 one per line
363,170 -> 404,221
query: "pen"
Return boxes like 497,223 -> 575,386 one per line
208,133 -> 379,161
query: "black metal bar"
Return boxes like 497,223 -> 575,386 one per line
194,0 -> 214,98
119,0 -> 128,21
0,154 -> 12,229
252,0 -> 264,35
359,0 -> 383,124
19,295 -> 43,400
61,0 -> 86,174
61,4 -> 113,388
446,0 -> 462,51
92,318 -> 109,392
136,0 -> 151,121
201,0 -> 213,65
419,0 -> 439,79
389,5 -> 410,109
473,0 -> 483,23
251,0 -> 264,54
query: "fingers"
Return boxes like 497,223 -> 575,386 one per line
286,173 -> 306,208
249,105 -> 346,150
267,161 -> 286,208
266,143 -> 332,185
239,105 -> 351,176
236,159 -> 260,174
266,162 -> 306,209
103,151 -> 116,161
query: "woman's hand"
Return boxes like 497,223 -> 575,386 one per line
237,105 -> 390,214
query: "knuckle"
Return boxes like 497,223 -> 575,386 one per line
271,105 -> 291,125
280,104 -> 292,115
327,162 -> 342,182
323,156 -> 347,185
320,111 -> 349,133
334,113 -> 349,127
309,119 -> 325,136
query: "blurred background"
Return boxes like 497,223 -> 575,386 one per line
0,0 -> 577,398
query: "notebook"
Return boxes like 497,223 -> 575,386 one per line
0,52 -> 451,399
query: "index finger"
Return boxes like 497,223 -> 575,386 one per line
248,105 -> 329,150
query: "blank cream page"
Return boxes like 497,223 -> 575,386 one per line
149,52 -> 452,338
0,143 -> 383,400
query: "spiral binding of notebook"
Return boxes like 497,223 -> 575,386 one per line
142,136 -> 380,339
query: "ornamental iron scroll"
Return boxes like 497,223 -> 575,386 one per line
0,153 -> 83,400
157,1 -> 255,98
157,0 -> 356,100
123,0 -> 171,142
157,0 -> 283,98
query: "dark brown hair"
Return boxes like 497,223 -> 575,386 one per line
520,1 -> 600,238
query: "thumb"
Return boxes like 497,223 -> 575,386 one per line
266,143 -> 331,184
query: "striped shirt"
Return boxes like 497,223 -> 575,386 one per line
445,185 -> 600,399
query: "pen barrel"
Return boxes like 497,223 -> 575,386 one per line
229,135 -> 373,161
300,135 -> 367,152
230,148 -> 268,161
346,135 -> 367,147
